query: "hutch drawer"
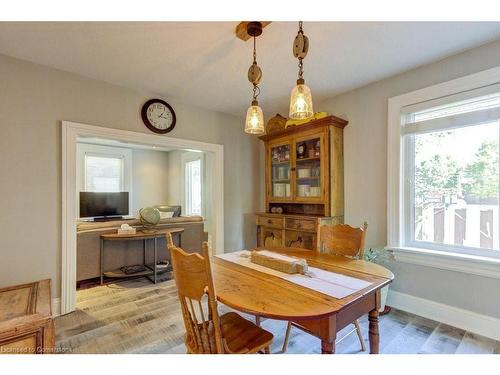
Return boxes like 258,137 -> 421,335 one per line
285,218 -> 316,232
257,216 -> 284,229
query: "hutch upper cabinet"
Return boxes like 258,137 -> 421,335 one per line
256,115 -> 348,250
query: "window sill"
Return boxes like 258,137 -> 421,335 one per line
385,246 -> 500,279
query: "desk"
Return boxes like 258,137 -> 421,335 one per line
212,247 -> 394,354
100,228 -> 184,285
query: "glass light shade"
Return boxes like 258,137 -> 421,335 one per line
289,83 -> 314,119
245,103 -> 265,135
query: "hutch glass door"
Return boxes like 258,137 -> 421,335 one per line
294,135 -> 322,201
270,143 -> 292,200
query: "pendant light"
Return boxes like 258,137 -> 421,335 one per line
289,21 -> 314,120
244,22 -> 265,135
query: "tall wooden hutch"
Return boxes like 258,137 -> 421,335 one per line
256,115 -> 348,251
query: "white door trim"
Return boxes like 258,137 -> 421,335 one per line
61,120 -> 224,315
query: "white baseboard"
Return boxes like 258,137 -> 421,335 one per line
387,290 -> 500,341
52,298 -> 61,317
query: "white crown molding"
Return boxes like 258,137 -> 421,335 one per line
387,290 -> 500,341
388,246 -> 500,279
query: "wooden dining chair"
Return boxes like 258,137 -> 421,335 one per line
281,222 -> 369,353
167,233 -> 274,354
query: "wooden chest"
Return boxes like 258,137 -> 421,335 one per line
256,213 -> 342,251
0,279 -> 55,354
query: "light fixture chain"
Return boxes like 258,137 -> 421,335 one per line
253,35 -> 257,63
298,58 -> 304,79
253,84 -> 260,100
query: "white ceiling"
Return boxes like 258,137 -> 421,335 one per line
1,22 -> 500,117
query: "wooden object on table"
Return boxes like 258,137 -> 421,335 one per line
100,228 -> 184,285
282,222 -> 369,353
211,247 -> 393,354
250,250 -> 308,275
0,279 -> 54,354
168,241 -> 273,354
259,115 -> 347,218
256,212 -> 340,251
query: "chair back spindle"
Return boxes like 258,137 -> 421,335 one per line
168,234 -> 223,354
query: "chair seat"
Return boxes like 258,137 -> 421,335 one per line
218,312 -> 274,353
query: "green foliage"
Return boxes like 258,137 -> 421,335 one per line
364,247 -> 392,263
462,141 -> 499,199
414,133 -> 498,205
415,154 -> 461,204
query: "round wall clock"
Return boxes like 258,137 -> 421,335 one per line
141,99 -> 176,134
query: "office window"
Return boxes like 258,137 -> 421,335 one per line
403,92 -> 500,252
185,159 -> 202,215
85,154 -> 124,192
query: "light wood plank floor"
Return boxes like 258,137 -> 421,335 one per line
55,278 -> 500,354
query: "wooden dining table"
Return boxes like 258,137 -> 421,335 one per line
211,247 -> 394,354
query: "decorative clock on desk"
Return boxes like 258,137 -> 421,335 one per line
141,99 -> 176,134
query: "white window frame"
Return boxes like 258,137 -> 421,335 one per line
76,143 -> 132,216
84,152 -> 125,192
387,66 -> 500,279
182,152 -> 204,217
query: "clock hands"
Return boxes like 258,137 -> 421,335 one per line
154,108 -> 167,120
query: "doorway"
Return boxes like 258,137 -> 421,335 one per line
61,120 -> 224,315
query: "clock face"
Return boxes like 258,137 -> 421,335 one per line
141,99 -> 176,134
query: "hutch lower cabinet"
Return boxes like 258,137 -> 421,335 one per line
256,115 -> 347,251
256,213 -> 341,250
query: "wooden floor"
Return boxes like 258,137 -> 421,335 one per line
55,278 -> 500,354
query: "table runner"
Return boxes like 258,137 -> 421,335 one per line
216,250 -> 371,299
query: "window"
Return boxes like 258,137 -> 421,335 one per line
85,154 -> 124,192
185,158 -> 202,215
403,91 -> 500,254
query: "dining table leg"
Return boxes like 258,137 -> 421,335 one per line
368,308 -> 380,354
321,339 -> 335,354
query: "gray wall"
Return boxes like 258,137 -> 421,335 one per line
131,148 -> 170,216
166,150 -> 216,246
0,53 -> 262,298
318,38 -> 500,318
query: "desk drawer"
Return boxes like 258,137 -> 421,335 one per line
257,216 -> 284,229
285,218 -> 316,231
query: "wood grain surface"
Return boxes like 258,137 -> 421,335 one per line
212,247 -> 393,320
54,279 -> 500,354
